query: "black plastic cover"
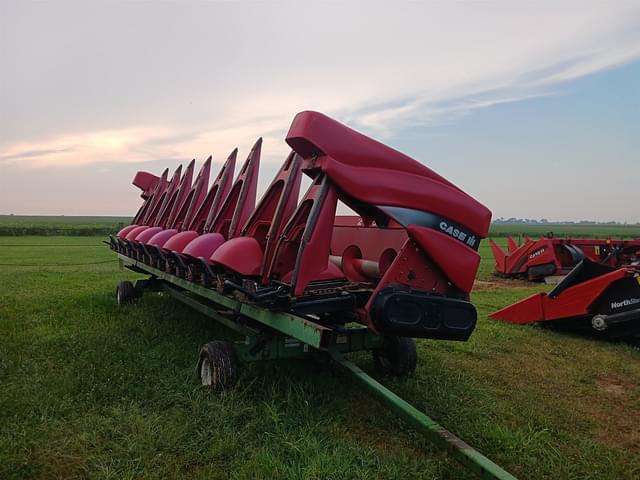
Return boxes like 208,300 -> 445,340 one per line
549,259 -> 617,299
527,263 -> 557,281
370,287 -> 477,341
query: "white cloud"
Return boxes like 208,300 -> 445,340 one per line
0,120 -> 292,168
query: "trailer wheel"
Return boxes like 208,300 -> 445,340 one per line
373,336 -> 417,377
116,281 -> 136,305
198,341 -> 239,393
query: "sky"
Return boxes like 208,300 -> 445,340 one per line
1,1 -> 639,222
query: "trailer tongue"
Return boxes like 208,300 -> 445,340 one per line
108,111 -> 516,479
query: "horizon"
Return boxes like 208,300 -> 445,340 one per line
1,2 -> 639,222
2,213 -> 640,226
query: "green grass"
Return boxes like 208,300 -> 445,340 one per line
490,223 -> 640,239
3,215 -> 640,240
1,236 -> 639,479
0,215 -> 131,236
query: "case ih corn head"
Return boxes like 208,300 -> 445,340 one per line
490,233 -> 640,342
490,259 -> 640,342
108,111 -> 516,479
490,235 -> 640,282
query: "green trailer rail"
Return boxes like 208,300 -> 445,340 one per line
116,253 -> 517,480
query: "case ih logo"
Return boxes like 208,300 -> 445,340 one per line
610,298 -> 640,310
439,221 -> 477,248
528,248 -> 546,260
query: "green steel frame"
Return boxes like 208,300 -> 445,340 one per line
118,253 -> 517,480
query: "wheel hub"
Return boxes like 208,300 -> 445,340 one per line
200,358 -> 213,386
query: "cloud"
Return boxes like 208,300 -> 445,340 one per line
0,120 -> 292,168
0,127 -> 170,168
1,2 -> 639,168
348,40 -> 640,136
0,146 -> 77,162
349,91 -> 561,137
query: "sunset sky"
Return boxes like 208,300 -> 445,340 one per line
1,1 -> 639,222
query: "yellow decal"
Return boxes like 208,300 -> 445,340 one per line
595,246 -> 600,255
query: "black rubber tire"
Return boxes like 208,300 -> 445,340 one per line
116,281 -> 136,305
197,341 -> 239,393
373,336 -> 417,377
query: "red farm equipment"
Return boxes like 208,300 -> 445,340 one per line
490,235 -> 640,282
490,259 -> 640,342
108,111 -> 517,479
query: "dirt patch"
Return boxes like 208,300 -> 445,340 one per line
472,280 -> 498,291
455,340 -> 640,454
589,375 -> 639,450
593,405 -> 640,451
596,375 -> 636,396
473,278 -> 534,291
332,394 -> 426,458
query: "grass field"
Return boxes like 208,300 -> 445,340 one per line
0,216 -> 131,236
2,215 -> 640,239
490,223 -> 640,239
1,235 -> 639,479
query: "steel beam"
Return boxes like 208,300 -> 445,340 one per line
161,283 -> 257,337
119,254 -> 336,350
331,352 -> 518,480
